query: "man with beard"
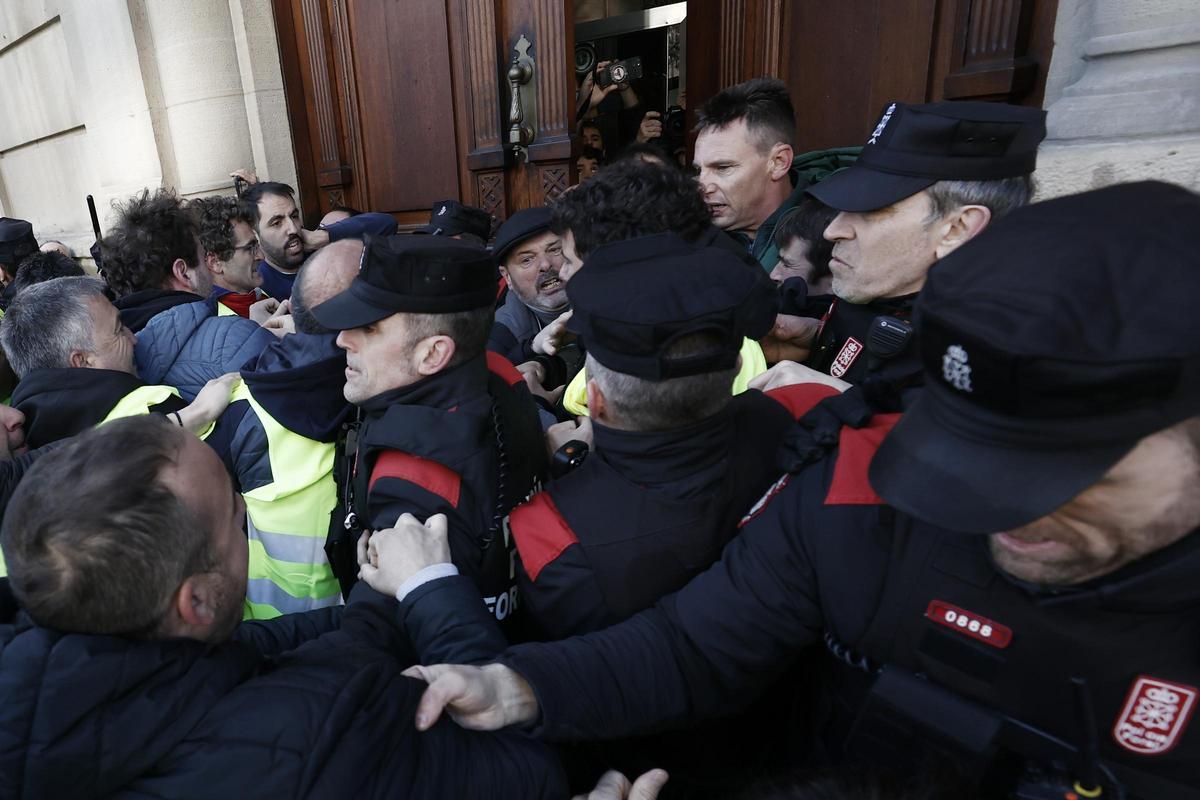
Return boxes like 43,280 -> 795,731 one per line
487,208 -> 576,391
243,182 -> 397,301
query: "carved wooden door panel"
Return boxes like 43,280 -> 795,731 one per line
273,0 -> 575,228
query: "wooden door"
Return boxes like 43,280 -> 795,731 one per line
273,0 -> 575,229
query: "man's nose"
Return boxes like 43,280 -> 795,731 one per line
824,212 -> 852,241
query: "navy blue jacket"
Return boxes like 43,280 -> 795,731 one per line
256,212 -> 398,300
494,392 -> 1200,799
0,581 -> 566,799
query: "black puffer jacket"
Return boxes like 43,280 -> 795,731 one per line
0,581 -> 566,799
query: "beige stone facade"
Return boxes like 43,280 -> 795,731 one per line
0,0 -> 297,264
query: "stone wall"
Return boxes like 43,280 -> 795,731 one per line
0,0 -> 297,263
1037,0 -> 1200,198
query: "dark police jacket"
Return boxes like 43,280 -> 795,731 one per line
806,294 -> 922,409
0,581 -> 566,799
345,353 -> 547,630
510,388 -> 800,640
497,386 -> 1200,799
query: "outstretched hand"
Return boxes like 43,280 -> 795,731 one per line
573,770 -> 670,800
358,513 -> 452,597
402,662 -> 540,732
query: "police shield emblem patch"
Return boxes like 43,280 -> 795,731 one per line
829,337 -> 863,378
1112,676 -> 1197,755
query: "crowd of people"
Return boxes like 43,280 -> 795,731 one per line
0,75 -> 1197,800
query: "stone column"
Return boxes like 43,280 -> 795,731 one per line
1037,0 -> 1200,198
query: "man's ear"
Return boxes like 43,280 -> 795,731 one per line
168,257 -> 192,291
768,142 -> 794,182
935,205 -> 992,260
415,335 -> 457,376
162,573 -> 219,639
68,350 -> 90,369
497,264 -> 511,283
586,378 -> 609,424
205,251 -> 224,276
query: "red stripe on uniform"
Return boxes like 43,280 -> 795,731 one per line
765,383 -> 841,420
510,493 -> 579,582
485,350 -> 524,387
370,451 -> 462,508
824,413 -> 901,505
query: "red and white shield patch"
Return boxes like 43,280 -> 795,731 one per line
829,337 -> 863,378
1112,676 -> 1197,755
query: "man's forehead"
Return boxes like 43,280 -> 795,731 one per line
508,230 -> 559,260
258,193 -> 297,216
694,120 -> 762,162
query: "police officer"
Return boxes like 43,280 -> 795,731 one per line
802,100 -> 1046,409
512,232 -> 795,640
0,217 -> 39,311
403,182 -> 1200,800
312,235 -> 547,631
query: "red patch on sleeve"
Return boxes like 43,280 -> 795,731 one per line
510,493 -> 580,582
370,451 -> 462,508
485,350 -> 524,387
765,383 -> 841,420
824,413 -> 901,505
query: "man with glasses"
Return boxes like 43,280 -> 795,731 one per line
192,196 -> 264,319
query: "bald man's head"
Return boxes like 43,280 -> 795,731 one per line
292,239 -> 364,334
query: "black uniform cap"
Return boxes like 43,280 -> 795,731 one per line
566,232 -> 779,381
870,181 -> 1200,534
312,234 -> 498,330
808,101 -> 1047,213
491,207 -> 553,265
0,218 -> 37,269
413,200 -> 493,241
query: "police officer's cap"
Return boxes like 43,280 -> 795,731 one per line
491,207 -> 553,266
870,181 -> 1200,534
0,218 -> 37,269
566,232 -> 778,381
414,200 -> 493,241
808,101 -> 1046,213
312,234 -> 497,330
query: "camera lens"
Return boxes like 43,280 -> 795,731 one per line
574,43 -> 596,75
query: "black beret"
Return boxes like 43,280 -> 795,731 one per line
566,232 -> 779,380
312,234 -> 498,329
492,207 -> 553,265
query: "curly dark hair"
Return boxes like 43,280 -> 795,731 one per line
11,250 -> 85,296
551,158 -> 710,259
100,188 -> 199,297
774,197 -> 839,282
190,195 -> 255,262
696,76 -> 796,152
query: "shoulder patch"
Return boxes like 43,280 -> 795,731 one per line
765,383 -> 841,420
485,350 -> 524,387
824,413 -> 901,506
510,492 -> 579,582
370,450 -> 462,508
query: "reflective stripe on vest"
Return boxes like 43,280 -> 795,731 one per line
562,336 -> 769,416
99,384 -> 180,424
232,380 -> 342,619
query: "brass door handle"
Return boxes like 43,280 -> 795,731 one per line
507,34 -> 537,161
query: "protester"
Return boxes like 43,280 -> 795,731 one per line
101,189 -> 275,399
191,195 -> 264,319
0,415 -> 568,798
9,250 -> 85,297
1,277 -> 235,447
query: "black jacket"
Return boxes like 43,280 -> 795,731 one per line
11,368 -> 185,448
346,353 -> 547,631
496,393 -> 1200,799
114,288 -> 201,333
511,388 -> 798,640
0,581 -> 566,799
806,294 -> 922,410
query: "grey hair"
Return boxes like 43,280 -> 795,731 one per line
0,276 -> 108,377
923,175 -> 1035,226
585,333 -> 737,432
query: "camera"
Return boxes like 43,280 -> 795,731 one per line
595,56 -> 643,89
